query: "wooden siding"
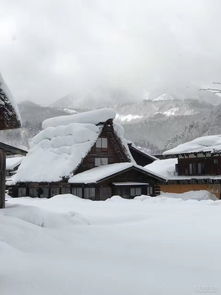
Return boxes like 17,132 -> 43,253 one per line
177,156 -> 221,176
75,121 -> 130,173
9,166 -> 161,200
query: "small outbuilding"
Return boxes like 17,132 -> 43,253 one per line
146,135 -> 221,199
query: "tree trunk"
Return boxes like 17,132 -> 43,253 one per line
0,150 -> 6,208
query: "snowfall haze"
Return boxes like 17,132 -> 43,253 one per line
1,0 -> 221,105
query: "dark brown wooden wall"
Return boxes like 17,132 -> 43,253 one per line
178,156 -> 221,176
76,121 -> 130,173
98,168 -> 159,196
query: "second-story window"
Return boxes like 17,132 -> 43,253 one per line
95,157 -> 108,166
189,163 -> 193,175
96,137 -> 108,149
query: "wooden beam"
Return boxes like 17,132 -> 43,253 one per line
0,142 -> 27,155
0,149 -> 6,208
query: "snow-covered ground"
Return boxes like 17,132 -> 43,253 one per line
1,192 -> 221,295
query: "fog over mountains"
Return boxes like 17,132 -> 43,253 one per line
1,92 -> 221,154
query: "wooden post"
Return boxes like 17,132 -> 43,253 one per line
0,149 -> 6,208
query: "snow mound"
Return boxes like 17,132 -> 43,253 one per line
42,108 -> 116,129
164,134 -> 221,155
3,204 -> 88,228
13,123 -> 101,182
162,190 -> 217,201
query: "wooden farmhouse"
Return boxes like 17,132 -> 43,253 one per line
9,109 -> 165,200
146,135 -> 221,199
0,74 -> 23,208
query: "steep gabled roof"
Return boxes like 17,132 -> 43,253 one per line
0,74 -> 21,130
13,109 -> 133,183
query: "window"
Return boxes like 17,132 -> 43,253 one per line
130,187 -> 142,197
189,163 -> 193,175
214,158 -> 218,165
84,187 -> 96,199
18,187 -> 27,197
95,157 -> 108,166
61,187 -> 71,194
198,162 -> 202,174
148,186 -> 153,196
189,163 -> 197,175
29,187 -> 38,197
41,187 -> 49,198
72,187 -> 83,198
50,187 -> 60,196
96,137 -> 108,149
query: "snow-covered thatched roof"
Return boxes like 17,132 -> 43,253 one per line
0,74 -> 21,130
13,108 -> 132,183
164,135 -> 221,155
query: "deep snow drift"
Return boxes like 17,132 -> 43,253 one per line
1,192 -> 221,295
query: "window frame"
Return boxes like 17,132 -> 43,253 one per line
18,187 -> 27,197
130,187 -> 142,197
50,187 -> 60,196
96,137 -> 108,149
95,157 -> 108,166
72,187 -> 83,198
84,187 -> 96,199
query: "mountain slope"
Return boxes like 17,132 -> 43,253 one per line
0,97 -> 219,154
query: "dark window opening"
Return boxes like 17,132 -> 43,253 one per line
72,187 -> 83,198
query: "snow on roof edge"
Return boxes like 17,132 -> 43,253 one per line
42,108 -> 116,129
163,135 -> 221,156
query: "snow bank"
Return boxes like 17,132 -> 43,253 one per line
2,192 -> 221,295
42,108 -> 116,129
164,134 -> 221,155
13,123 -> 101,182
3,204 -> 88,228
161,190 -> 218,201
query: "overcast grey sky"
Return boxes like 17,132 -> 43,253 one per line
1,0 -> 221,105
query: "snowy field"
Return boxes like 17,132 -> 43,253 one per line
1,192 -> 221,295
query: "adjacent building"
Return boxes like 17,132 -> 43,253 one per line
146,135 -> 221,198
